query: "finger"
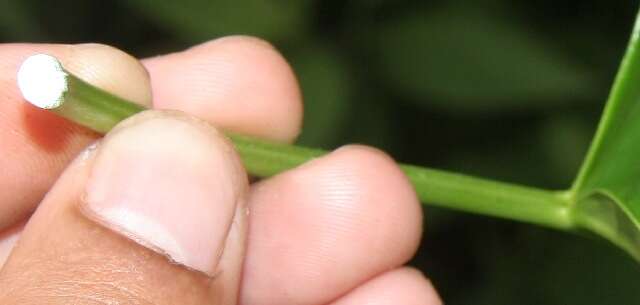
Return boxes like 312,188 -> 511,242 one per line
0,111 -> 249,305
142,35 -> 303,143
330,268 -> 442,305
0,43 -> 152,230
241,145 -> 423,305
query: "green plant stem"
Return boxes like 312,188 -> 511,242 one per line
53,66 -> 574,231
402,165 -> 572,229
229,132 -> 572,229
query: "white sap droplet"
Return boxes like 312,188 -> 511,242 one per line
17,54 -> 68,109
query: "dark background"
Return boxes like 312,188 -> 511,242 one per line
2,0 -> 640,303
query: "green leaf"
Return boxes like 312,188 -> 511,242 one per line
571,10 -> 640,260
374,6 -> 597,113
120,0 -> 308,42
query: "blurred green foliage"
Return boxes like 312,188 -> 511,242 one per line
2,0 -> 640,303
375,4 -> 596,112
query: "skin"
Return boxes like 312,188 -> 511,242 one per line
0,38 -> 442,305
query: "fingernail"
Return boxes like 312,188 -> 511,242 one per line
0,222 -> 24,268
83,113 -> 245,275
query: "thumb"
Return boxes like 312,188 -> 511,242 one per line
0,111 -> 249,305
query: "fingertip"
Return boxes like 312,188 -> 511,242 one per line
143,35 -> 303,142
5,42 -> 152,107
191,35 -> 280,54
243,144 -> 423,305
331,268 -> 443,305
329,144 -> 424,256
397,268 -> 443,305
65,43 -> 152,106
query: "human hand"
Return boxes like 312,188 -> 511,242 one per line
0,38 -> 441,305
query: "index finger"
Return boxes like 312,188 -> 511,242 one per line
0,43 -> 152,230
0,38 -> 303,231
